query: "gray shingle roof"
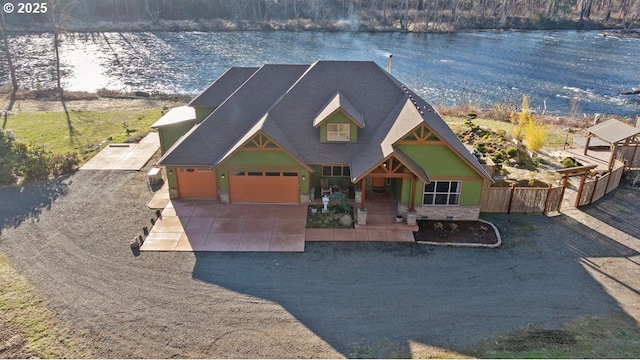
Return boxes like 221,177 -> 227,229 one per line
188,67 -> 259,108
151,106 -> 195,128
160,64 -> 309,166
159,61 -> 492,182
313,92 -> 365,128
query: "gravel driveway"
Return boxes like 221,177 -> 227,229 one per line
1,168 -> 639,358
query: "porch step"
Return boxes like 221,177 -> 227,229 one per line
355,222 -> 418,232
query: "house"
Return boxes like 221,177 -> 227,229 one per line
152,61 -> 492,223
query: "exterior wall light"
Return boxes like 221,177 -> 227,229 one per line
221,173 -> 225,179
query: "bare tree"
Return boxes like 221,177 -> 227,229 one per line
0,8 -> 18,108
50,0 -> 81,100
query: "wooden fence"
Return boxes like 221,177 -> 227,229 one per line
576,165 -> 624,207
616,146 -> 640,169
480,185 -> 563,214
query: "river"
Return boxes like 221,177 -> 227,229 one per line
2,30 -> 639,117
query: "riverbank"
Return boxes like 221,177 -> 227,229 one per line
2,90 -> 634,129
3,18 -> 633,34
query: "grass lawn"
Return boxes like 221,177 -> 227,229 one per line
472,316 -> 640,358
2,108 -> 164,161
0,254 -> 89,358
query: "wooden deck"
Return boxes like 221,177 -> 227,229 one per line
562,146 -> 613,172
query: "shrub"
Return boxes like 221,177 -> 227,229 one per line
524,118 -> 546,153
561,157 -> 577,168
51,152 -> 79,176
506,147 -> 519,158
329,192 -> 352,214
0,129 -> 17,185
474,141 -> 487,154
14,142 -> 52,181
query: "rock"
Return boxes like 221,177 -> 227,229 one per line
340,214 -> 353,227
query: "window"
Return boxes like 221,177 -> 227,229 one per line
423,181 -> 461,206
322,165 -> 350,177
327,123 -> 350,141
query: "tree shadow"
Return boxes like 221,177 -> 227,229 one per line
0,175 -> 71,231
2,90 -> 16,129
191,211 -> 640,357
59,96 -> 77,145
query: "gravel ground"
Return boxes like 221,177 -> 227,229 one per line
1,165 -> 639,358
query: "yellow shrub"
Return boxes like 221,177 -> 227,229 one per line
524,117 -> 546,152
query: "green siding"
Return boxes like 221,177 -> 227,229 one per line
397,144 -> 479,177
300,170 -> 310,195
222,150 -> 308,195
319,112 -> 358,143
195,107 -> 215,123
217,169 -> 229,192
166,166 -> 177,189
398,144 -> 483,206
158,121 -> 196,154
225,151 -> 300,166
459,180 -> 483,205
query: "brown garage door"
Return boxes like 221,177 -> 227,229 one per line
176,167 -> 217,198
229,171 -> 299,203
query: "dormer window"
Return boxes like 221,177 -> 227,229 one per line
314,92 -> 365,144
327,123 -> 351,142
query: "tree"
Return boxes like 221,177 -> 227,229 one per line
0,8 -> 18,109
50,0 -> 80,100
524,116 -> 546,152
511,95 -> 546,152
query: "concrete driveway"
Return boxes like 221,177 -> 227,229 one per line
141,200 -> 307,252
80,132 -> 159,171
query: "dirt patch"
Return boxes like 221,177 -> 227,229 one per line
413,220 -> 499,246
0,319 -> 33,358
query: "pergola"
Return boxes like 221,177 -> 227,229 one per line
583,119 -> 640,171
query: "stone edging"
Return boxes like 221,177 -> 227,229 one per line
416,219 -> 502,248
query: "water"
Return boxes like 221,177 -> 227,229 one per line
2,30 -> 639,117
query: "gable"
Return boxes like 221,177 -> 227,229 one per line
221,130 -> 311,170
398,123 -> 442,144
313,92 -> 365,128
396,143 -> 480,178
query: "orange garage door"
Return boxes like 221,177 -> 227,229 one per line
229,171 -> 299,203
176,167 -> 217,198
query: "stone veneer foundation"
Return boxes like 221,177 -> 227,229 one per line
397,204 -> 481,221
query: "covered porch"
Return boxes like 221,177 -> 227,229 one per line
352,154 -> 426,229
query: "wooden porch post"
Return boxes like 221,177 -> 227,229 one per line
409,176 -> 417,212
608,143 -> 617,172
360,178 -> 366,211
583,133 -> 592,155
628,138 -> 638,169
558,175 -> 569,212
575,173 -> 588,208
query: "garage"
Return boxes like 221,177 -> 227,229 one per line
229,171 -> 299,203
176,167 -> 217,198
